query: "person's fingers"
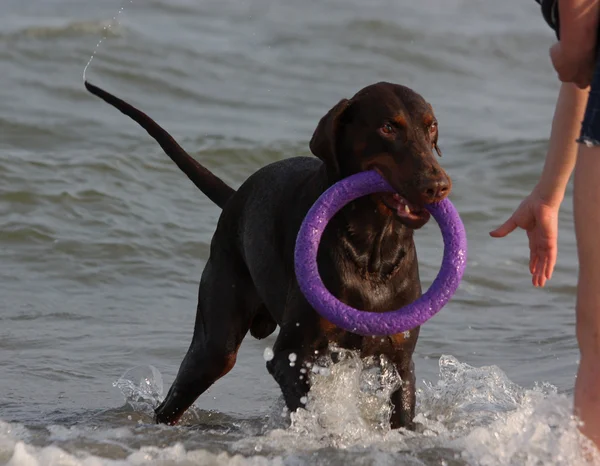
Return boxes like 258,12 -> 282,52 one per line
538,272 -> 547,287
531,252 -> 545,287
577,75 -> 592,89
575,77 -> 590,90
535,258 -> 545,286
549,43 -> 562,70
532,259 -> 541,287
527,231 -> 537,274
530,254 -> 539,276
537,215 -> 558,282
545,243 -> 557,281
528,236 -> 542,287
490,217 -> 518,238
531,228 -> 557,287
538,257 -> 548,287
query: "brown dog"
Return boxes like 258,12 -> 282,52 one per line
85,80 -> 451,430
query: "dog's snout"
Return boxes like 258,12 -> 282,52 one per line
420,175 -> 451,203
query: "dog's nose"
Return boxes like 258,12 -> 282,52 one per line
419,175 -> 451,203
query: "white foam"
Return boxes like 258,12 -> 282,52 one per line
4,440 -> 281,466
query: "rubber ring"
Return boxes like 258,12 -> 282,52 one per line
294,170 -> 467,336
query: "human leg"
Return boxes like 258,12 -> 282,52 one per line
574,144 -> 600,450
573,52 -> 600,450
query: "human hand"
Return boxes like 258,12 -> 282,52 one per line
489,191 -> 560,287
550,42 -> 595,89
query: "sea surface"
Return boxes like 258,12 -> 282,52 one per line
0,0 -> 593,464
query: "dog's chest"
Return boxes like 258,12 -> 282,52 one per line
337,267 -> 419,313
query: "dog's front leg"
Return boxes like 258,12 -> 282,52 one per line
389,357 -> 416,430
266,285 -> 325,412
385,328 -> 420,431
266,318 -> 322,413
267,346 -> 312,412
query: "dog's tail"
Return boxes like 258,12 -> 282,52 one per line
85,80 -> 235,209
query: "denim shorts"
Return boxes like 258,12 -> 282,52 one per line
578,53 -> 600,147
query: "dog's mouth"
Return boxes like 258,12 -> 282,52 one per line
382,193 -> 431,229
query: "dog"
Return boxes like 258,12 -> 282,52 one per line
85,80 -> 451,430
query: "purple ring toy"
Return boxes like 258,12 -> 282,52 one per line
294,170 -> 467,336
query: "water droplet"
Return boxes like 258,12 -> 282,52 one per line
263,347 -> 274,361
82,5 -> 129,82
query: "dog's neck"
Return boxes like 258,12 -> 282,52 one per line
309,168 -> 421,311
311,166 -> 418,280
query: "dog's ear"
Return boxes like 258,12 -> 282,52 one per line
309,98 -> 351,176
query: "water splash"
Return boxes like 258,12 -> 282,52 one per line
417,354 -> 524,435
2,355 -> 598,465
82,0 -> 133,83
416,356 -> 597,465
241,346 -> 405,452
112,364 -> 163,416
236,352 -> 598,465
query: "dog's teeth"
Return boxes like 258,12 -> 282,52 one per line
404,204 -> 411,213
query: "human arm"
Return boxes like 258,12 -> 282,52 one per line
489,82 -> 589,286
536,82 -> 589,206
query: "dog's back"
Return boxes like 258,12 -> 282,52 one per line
217,156 -> 325,319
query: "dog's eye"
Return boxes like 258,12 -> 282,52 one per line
381,123 -> 394,135
429,122 -> 438,134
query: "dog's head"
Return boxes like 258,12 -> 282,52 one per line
310,82 -> 451,229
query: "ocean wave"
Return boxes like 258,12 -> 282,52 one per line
1,20 -> 125,41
